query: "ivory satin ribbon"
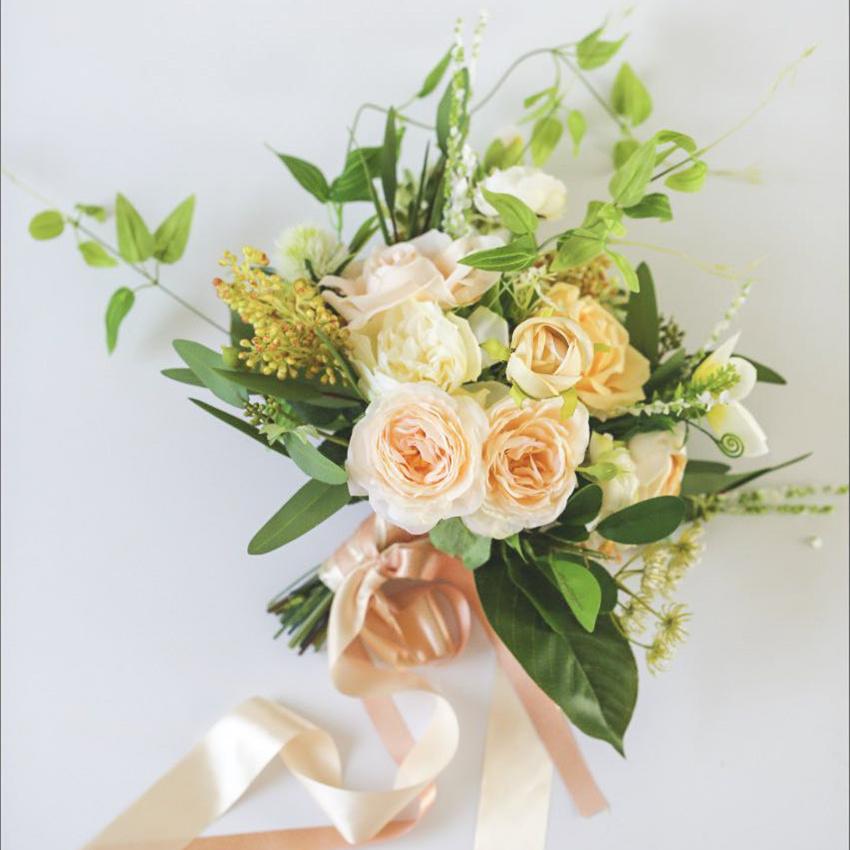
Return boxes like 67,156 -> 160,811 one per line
82,515 -> 605,850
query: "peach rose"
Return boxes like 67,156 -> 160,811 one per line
545,283 -> 650,416
628,423 -> 688,500
346,383 -> 488,534
464,397 -> 590,539
320,230 -> 503,328
506,315 -> 594,399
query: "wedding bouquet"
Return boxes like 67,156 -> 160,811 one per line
21,14 -> 844,849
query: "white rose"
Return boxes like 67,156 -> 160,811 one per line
320,229 -> 504,328
628,424 -> 688,500
464,397 -> 590,539
588,432 -> 640,519
348,300 -> 482,399
475,166 -> 568,220
346,383 -> 488,534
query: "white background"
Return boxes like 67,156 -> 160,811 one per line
2,0 -> 848,847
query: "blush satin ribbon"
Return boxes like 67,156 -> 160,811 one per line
82,515 -> 606,850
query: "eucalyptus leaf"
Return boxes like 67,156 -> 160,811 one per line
625,262 -> 659,365
153,194 -> 195,263
597,496 -> 685,544
28,210 -> 65,240
78,240 -> 118,267
477,556 -> 637,753
611,63 -> 652,126
115,194 -> 154,262
282,432 -> 348,484
214,369 -> 360,409
429,518 -> 491,569
248,479 -> 351,554
276,153 -> 330,203
172,340 -> 247,407
105,287 -> 135,353
161,367 -> 204,386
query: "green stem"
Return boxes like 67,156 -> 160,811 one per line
616,581 -> 663,619
558,54 -> 632,137
470,47 -> 560,114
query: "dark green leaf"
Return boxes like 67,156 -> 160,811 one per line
609,137 -> 657,207
153,194 -> 195,263
623,192 -> 672,221
550,557 -> 602,632
381,107 -> 399,227
161,367 -> 204,386
172,340 -> 247,407
189,397 -> 288,457
417,48 -> 452,98
597,496 -> 685,544
78,240 -> 118,267
105,287 -> 135,353
459,234 -> 538,272
738,356 -> 787,385
276,154 -> 330,203
28,210 -> 65,240
229,310 -> 253,348
643,348 -> 686,394
587,561 -> 618,612
348,215 -> 379,253
625,262 -> 659,366
329,148 -> 382,204
248,479 -> 351,554
214,369 -> 360,409
530,116 -> 563,166
478,556 -> 637,753
611,63 -> 652,126
115,194 -> 154,262
480,188 -> 538,235
560,484 -> 603,526
680,453 -> 810,497
282,432 -> 347,484
576,27 -> 627,70
429,518 -> 491,569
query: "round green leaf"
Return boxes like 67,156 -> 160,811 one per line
28,210 -> 64,240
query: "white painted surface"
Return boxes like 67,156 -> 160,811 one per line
2,0 -> 847,847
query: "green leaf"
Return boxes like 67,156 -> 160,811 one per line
477,556 -> 637,753
665,161 -> 708,193
172,340 -> 247,407
680,453 -> 810,497
551,230 -> 605,271
738,356 -> 787,385
560,484 -> 603,526
587,561 -> 618,613
189,398 -> 289,457
623,192 -> 672,221
161,367 -> 204,386
436,68 -> 469,153
153,194 -> 195,263
104,287 -> 135,353
417,48 -> 452,98
607,250 -> 639,293
597,496 -> 686,544
248,479 -> 351,554
459,234 -> 538,272
229,309 -> 253,348
685,459 -> 731,476
655,130 -> 698,162
480,188 -> 538,235
429,518 -> 491,569
576,27 -> 627,70
644,348 -> 687,394
611,63 -> 652,126
282,432 -> 347,484
115,194 -> 154,262
625,262 -> 659,365
74,203 -> 108,222
566,110 -> 587,156
348,215 -> 379,253
609,137 -> 657,207
78,240 -> 118,267
28,210 -> 65,240
613,138 -> 640,169
530,116 -> 563,166
276,153 -> 330,203
381,107 -> 399,224
483,136 -> 524,172
578,462 -> 620,482
214,369 -> 360,409
329,148 -> 382,204
549,557 -> 602,632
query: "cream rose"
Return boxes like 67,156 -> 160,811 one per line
628,423 -> 688,500
348,300 -> 482,399
464,397 -> 590,539
587,432 -> 640,519
475,166 -> 568,220
506,315 -> 594,399
346,383 -> 487,534
320,230 -> 503,328
545,283 -> 650,416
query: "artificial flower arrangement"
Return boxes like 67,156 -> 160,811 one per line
20,14 -> 845,849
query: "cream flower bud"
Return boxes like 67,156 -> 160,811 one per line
588,432 -> 640,519
628,423 -> 688,500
